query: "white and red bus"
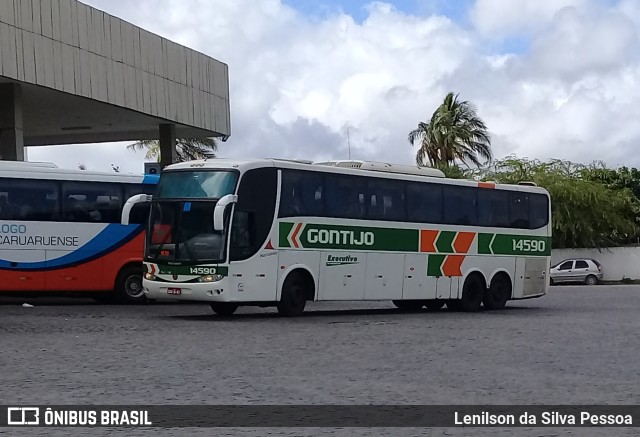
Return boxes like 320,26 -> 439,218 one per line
0,161 -> 158,302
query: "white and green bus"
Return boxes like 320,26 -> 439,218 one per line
121,158 -> 551,316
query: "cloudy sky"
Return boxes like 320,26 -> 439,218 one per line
28,0 -> 640,173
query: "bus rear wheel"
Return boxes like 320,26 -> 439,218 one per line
459,274 -> 485,312
484,275 -> 511,310
393,300 -> 424,311
114,265 -> 147,304
277,272 -> 308,317
210,302 -> 238,316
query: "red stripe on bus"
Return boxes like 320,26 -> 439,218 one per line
442,255 -> 465,277
420,230 -> 438,252
453,232 -> 475,253
291,223 -> 303,248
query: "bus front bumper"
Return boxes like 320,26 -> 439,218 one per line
143,278 -> 231,302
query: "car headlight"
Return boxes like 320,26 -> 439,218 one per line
198,274 -> 224,283
144,272 -> 156,280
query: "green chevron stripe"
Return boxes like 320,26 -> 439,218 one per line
279,222 -> 295,248
427,255 -> 446,277
435,231 -> 456,253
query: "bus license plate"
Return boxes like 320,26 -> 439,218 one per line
167,288 -> 182,295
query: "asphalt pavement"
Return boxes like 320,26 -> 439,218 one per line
1,285 -> 639,436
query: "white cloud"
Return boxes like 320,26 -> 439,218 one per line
27,0 -> 640,173
470,0 -> 591,38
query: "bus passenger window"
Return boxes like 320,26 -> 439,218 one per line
407,182 -> 443,224
0,195 -> 18,220
509,192 -> 530,228
443,185 -> 477,226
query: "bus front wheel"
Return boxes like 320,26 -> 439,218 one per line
277,272 -> 308,317
115,265 -> 147,304
210,302 -> 238,316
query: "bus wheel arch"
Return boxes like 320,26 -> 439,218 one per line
484,271 -> 512,310
114,263 -> 147,304
277,268 -> 315,317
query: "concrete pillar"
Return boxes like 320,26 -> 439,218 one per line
0,84 -> 25,161
159,123 -> 177,169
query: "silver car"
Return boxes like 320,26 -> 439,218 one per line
549,258 -> 603,285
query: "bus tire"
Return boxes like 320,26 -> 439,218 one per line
424,299 -> 445,311
210,302 -> 238,316
114,265 -> 147,304
460,274 -> 485,312
392,300 -> 424,311
484,274 -> 511,310
277,272 -> 308,316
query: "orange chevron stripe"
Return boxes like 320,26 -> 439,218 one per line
453,232 -> 475,253
291,223 -> 303,248
478,182 -> 495,189
420,230 -> 438,252
442,255 -> 465,276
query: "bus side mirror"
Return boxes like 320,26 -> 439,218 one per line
122,194 -> 153,225
213,194 -> 238,231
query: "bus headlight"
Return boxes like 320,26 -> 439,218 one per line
198,274 -> 224,283
144,272 -> 156,280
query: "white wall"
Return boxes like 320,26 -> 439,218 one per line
552,247 -> 640,281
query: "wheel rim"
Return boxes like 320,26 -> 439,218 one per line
586,276 -> 596,285
124,275 -> 144,298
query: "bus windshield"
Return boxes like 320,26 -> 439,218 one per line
156,170 -> 237,199
147,200 -> 227,262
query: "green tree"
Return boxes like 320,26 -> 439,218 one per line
478,157 -> 640,249
408,92 -> 492,169
581,163 -> 640,200
127,137 -> 218,162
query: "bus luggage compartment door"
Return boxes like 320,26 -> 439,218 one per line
0,249 -> 46,291
364,253 -> 403,300
320,252 -> 365,300
402,254 -> 437,300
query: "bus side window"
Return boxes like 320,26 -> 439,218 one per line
478,189 -> 509,227
279,171 -> 304,217
0,179 -> 59,221
443,185 -> 477,226
529,193 -> 549,229
279,171 -> 324,218
367,178 -> 406,222
509,192 -> 530,228
230,168 -> 277,261
63,182 -> 122,223
407,182 -> 443,224
326,175 -> 366,219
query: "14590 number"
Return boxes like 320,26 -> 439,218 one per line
512,239 -> 546,252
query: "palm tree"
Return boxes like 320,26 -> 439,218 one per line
127,137 -> 218,162
408,92 -> 492,168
